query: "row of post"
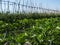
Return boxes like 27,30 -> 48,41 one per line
0,0 -> 60,13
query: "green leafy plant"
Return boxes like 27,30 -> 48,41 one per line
0,13 -> 60,45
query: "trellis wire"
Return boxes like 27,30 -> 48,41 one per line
0,0 -> 60,13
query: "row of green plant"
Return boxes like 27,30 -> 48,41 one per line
0,15 -> 60,45
0,13 -> 60,20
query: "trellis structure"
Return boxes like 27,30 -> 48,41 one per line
0,0 -> 60,13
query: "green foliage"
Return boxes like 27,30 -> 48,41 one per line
0,13 -> 60,45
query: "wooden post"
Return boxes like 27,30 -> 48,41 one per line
0,0 -> 2,12
7,1 -> 9,13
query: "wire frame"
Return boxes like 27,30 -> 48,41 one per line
0,0 -> 60,14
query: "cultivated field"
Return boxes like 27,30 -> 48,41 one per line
0,13 -> 60,45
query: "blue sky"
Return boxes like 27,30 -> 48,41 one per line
39,0 -> 60,10
4,0 -> 60,10
1,0 -> 60,12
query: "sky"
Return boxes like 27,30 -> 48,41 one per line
1,0 -> 60,12
39,0 -> 60,10
4,0 -> 60,10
